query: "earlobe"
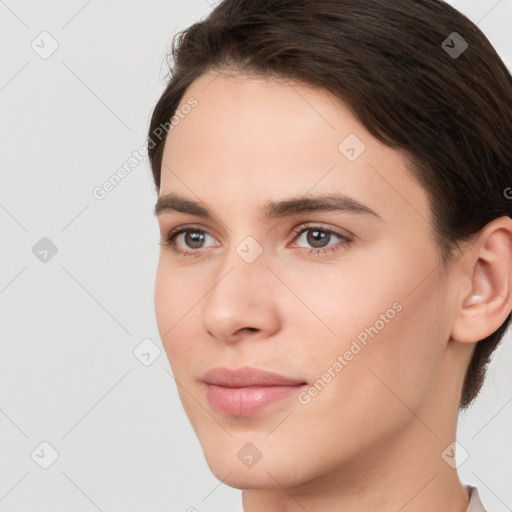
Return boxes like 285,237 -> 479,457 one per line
450,217 -> 512,344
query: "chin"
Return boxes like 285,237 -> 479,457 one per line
200,441 -> 313,490
207,461 -> 301,490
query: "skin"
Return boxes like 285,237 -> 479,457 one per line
154,70 -> 512,512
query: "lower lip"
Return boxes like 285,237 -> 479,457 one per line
205,383 -> 306,416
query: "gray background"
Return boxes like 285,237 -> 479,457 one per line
0,1 -> 511,511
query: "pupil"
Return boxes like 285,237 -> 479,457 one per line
186,231 -> 205,249
307,230 -> 329,248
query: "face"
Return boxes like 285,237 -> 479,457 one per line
154,71 -> 457,489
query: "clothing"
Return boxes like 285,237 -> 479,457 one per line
466,485 -> 488,512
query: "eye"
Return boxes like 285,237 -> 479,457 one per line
289,223 -> 353,256
159,224 -> 218,257
159,222 -> 353,258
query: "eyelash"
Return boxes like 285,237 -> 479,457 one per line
159,223 -> 353,258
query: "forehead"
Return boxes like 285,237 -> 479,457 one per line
159,71 -> 430,225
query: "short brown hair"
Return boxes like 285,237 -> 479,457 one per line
147,0 -> 512,410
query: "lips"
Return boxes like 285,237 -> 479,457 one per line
202,366 -> 307,416
202,366 -> 306,387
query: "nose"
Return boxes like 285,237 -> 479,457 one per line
200,244 -> 281,343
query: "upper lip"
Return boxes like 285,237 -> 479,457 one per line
202,366 -> 306,387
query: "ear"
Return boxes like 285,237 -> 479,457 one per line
450,216 -> 512,344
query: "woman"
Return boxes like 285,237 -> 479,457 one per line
148,1 -> 511,510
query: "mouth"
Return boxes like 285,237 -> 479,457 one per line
202,366 -> 308,416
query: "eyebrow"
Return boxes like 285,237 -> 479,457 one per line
154,192 -> 382,220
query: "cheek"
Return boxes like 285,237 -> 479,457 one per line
154,259 -> 195,360
154,262 -> 175,337
154,256 -> 204,324
154,257 -> 218,387
291,241 -> 448,400
367,277 -> 449,389
333,277 -> 446,421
